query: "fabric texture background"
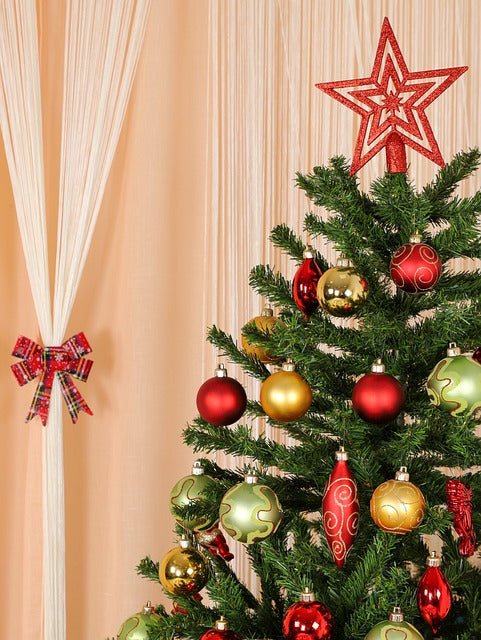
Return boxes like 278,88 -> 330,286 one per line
0,1 -> 479,638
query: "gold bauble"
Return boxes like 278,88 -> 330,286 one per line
260,360 -> 312,422
159,538 -> 209,595
241,306 -> 282,363
370,467 -> 425,534
316,257 -> 368,317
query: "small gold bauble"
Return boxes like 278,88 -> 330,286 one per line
260,360 -> 312,422
316,258 -> 368,317
241,307 -> 282,363
370,467 -> 425,534
159,539 -> 209,595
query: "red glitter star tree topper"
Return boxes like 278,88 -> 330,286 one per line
316,18 -> 468,175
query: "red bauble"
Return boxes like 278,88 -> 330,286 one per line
390,233 -> 442,293
417,552 -> 452,634
322,447 -> 359,568
352,359 -> 405,424
293,246 -> 323,319
472,347 -> 481,365
446,478 -> 476,557
200,618 -> 242,640
283,590 -> 334,640
196,364 -> 247,426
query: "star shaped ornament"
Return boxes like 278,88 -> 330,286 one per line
317,18 -> 467,174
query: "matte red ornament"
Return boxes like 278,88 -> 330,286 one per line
200,617 -> 242,640
293,246 -> 323,319
416,551 -> 452,634
352,359 -> 405,424
446,478 -> 476,556
390,233 -> 442,293
283,589 -> 334,640
322,447 -> 359,568
316,17 -> 468,174
196,364 -> 247,426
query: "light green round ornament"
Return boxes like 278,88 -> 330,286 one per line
170,460 -> 217,531
117,602 -> 160,640
219,473 -> 283,544
364,607 -> 424,640
426,343 -> 481,417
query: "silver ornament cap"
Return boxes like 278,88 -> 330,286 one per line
389,606 -> 404,622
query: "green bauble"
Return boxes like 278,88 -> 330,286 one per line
219,474 -> 283,544
117,602 -> 160,640
426,343 -> 481,417
170,461 -> 217,531
364,608 -> 423,640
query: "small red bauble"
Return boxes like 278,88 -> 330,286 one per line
417,551 -> 452,634
283,589 -> 334,640
200,617 -> 242,640
390,232 -> 442,293
322,447 -> 359,568
293,246 -> 323,319
196,364 -> 247,426
352,359 -> 405,424
472,346 -> 481,365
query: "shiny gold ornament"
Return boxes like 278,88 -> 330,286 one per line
260,359 -> 312,422
316,256 -> 368,317
370,467 -> 425,534
241,306 -> 282,363
159,537 -> 209,596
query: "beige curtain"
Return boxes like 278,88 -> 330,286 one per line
1,1 -> 480,638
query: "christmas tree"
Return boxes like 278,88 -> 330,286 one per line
131,18 -> 481,640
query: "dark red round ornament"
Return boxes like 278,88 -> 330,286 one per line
472,346 -> 481,365
200,617 -> 242,640
283,588 -> 334,640
390,232 -> 442,293
322,447 -> 359,568
196,364 -> 247,426
352,359 -> 405,424
293,246 -> 323,319
416,551 -> 452,635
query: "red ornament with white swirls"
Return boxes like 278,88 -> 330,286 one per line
322,447 -> 359,568
417,551 -> 452,634
390,232 -> 442,293
293,246 -> 323,319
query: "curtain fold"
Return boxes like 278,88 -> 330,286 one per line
0,2 -> 150,638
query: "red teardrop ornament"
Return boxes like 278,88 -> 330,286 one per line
322,448 -> 359,568
416,552 -> 452,634
293,247 -> 323,319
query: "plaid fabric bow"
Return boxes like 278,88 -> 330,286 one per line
11,332 -> 93,426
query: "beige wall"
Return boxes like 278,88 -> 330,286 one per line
1,1 -> 481,638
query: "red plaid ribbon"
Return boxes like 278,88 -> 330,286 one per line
11,332 -> 93,426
